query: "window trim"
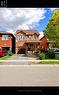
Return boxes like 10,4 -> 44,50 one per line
2,35 -> 8,41
18,35 -> 24,41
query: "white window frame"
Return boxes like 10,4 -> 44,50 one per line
18,35 -> 24,41
2,35 -> 8,40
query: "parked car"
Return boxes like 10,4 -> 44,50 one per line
48,47 -> 59,51
0,48 -> 6,57
55,49 -> 59,53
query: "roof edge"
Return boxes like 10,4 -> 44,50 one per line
40,35 -> 46,40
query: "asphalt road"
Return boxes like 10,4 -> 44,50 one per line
0,65 -> 59,86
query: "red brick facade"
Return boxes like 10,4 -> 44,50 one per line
39,36 -> 48,51
0,31 -> 48,54
0,35 -> 12,48
0,32 -> 15,53
15,30 -> 48,54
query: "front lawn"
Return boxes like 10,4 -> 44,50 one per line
0,55 -> 13,60
0,50 -> 13,60
34,60 -> 59,64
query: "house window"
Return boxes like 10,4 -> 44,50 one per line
29,36 -> 32,40
34,34 -> 36,40
18,35 -> 24,41
34,44 -> 37,48
2,35 -> 8,40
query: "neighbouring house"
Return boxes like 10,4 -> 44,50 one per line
15,30 -> 48,54
0,32 -> 15,54
47,40 -> 56,49
39,37 -> 56,51
39,36 -> 48,51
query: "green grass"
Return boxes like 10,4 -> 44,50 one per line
0,55 -> 13,60
34,61 -> 59,64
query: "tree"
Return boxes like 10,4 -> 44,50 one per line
43,10 -> 59,47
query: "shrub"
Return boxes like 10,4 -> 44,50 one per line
45,53 -> 49,59
46,48 -> 55,59
55,53 -> 59,59
6,50 -> 13,56
38,53 -> 45,60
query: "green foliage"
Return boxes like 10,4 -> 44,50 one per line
46,48 -> 55,59
43,10 -> 59,47
38,53 -> 45,60
6,50 -> 13,56
45,52 -> 49,59
55,53 -> 59,59
0,55 -> 12,60
36,61 -> 59,64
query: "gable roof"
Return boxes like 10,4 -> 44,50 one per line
15,30 -> 40,35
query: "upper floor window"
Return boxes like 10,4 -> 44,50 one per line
18,35 -> 24,41
29,36 -> 32,40
2,35 -> 8,40
34,34 -> 37,40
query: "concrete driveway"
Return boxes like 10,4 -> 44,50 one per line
7,54 -> 37,60
0,54 -> 38,65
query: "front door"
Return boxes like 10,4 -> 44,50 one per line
28,47 -> 30,51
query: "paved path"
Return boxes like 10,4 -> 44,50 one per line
7,54 -> 37,60
0,54 -> 37,65
0,65 -> 59,86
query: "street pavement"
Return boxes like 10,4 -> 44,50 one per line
0,54 -> 59,86
0,65 -> 59,86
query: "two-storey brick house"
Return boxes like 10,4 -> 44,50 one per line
15,30 -> 48,54
0,32 -> 15,54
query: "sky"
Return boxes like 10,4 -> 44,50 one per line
0,8 -> 59,38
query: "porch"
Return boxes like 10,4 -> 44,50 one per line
25,40 -> 40,52
16,41 -> 40,54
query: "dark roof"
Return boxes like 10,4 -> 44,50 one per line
15,30 -> 40,35
0,32 -> 14,36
